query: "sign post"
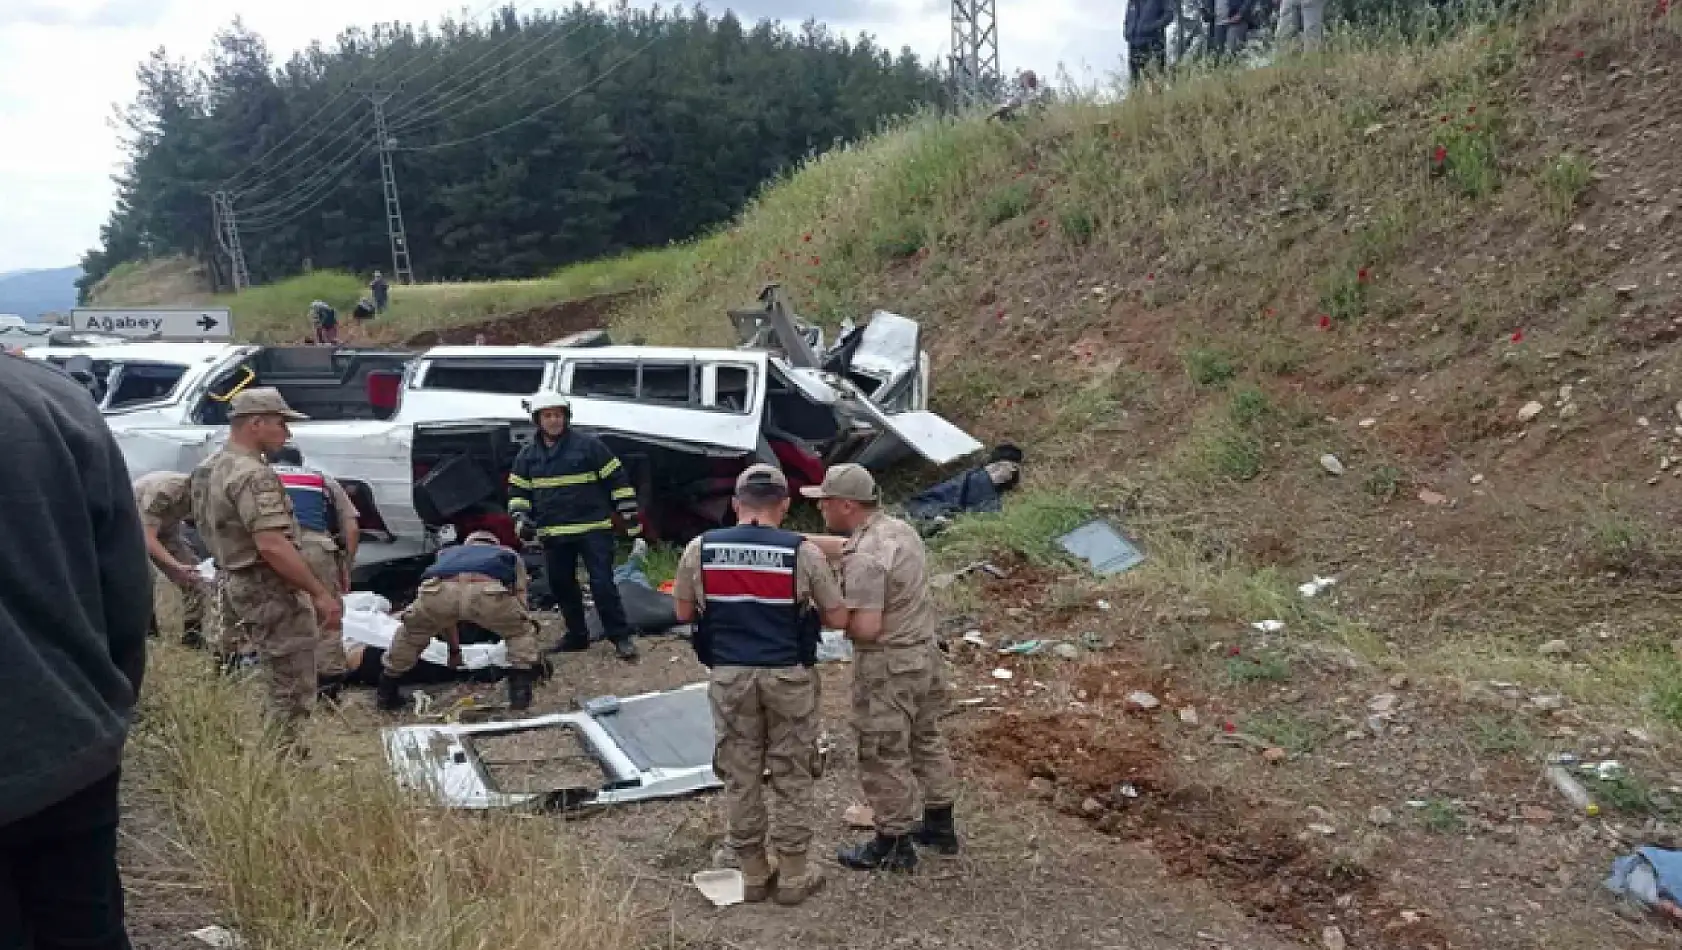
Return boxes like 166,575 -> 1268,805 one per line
69,308 -> 235,341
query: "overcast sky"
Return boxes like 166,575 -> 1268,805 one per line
0,0 -> 1128,273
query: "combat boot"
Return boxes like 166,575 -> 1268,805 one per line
375,672 -> 405,712
837,833 -> 917,872
737,847 -> 777,903
911,804 -> 961,856
773,850 -> 825,906
612,636 -> 640,662
316,673 -> 346,704
507,668 -> 535,712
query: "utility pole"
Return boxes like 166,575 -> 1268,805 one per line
210,190 -> 251,292
367,89 -> 416,285
950,0 -> 1001,108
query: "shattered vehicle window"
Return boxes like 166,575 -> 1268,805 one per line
106,362 -> 187,409
637,363 -> 695,406
715,365 -> 752,412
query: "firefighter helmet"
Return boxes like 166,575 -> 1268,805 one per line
527,390 -> 572,423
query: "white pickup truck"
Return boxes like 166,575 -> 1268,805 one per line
25,307 -> 979,590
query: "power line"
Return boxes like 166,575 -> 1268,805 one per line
375,0 -> 532,99
388,16 -> 599,133
218,86 -> 361,193
238,143 -> 373,231
234,118 -> 370,217
392,29 -> 616,139
392,38 -> 657,153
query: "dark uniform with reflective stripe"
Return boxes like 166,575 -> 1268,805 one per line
507,429 -> 640,650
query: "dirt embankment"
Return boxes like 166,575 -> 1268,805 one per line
405,291 -> 638,347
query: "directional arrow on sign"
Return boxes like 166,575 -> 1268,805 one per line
197,314 -> 220,332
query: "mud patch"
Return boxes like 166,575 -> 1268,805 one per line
405,291 -> 636,347
471,726 -> 604,794
969,710 -> 1457,950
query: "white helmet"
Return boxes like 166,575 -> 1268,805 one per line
528,390 -> 571,423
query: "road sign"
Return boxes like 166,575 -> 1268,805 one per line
70,308 -> 234,341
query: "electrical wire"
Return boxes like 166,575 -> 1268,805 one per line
233,118 -> 371,217
393,37 -> 657,153
218,86 -> 362,193
391,28 -> 616,139
236,144 -> 374,231
387,15 -> 597,133
380,0 -> 549,115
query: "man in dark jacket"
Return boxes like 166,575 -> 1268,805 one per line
0,352 -> 151,950
1125,0 -> 1176,80
508,392 -> 643,661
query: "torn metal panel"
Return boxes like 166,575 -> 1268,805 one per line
847,405 -> 985,468
1056,519 -> 1147,576
383,682 -> 720,810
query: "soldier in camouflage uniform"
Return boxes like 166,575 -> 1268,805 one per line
673,464 -> 849,906
377,530 -> 542,712
269,444 -> 360,699
190,388 -> 343,741
134,471 -> 207,646
805,464 -> 961,873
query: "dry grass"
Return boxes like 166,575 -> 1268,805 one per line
131,645 -> 642,950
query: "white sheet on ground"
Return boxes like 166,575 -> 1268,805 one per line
340,592 -> 509,669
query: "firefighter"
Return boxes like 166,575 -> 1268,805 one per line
508,391 -> 642,661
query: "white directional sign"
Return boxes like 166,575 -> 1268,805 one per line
71,307 -> 234,341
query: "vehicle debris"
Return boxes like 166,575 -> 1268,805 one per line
960,630 -> 989,648
1055,519 -> 1146,576
1319,454 -> 1346,476
1251,620 -> 1286,634
1545,763 -> 1601,817
842,803 -> 876,829
1297,575 -> 1338,598
991,668 -> 1015,681
1125,690 -> 1162,711
384,682 -> 720,810
187,926 -> 245,950
691,869 -> 744,908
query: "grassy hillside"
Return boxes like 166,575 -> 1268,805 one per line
607,0 -> 1682,721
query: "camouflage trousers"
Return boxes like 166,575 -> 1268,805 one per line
148,530 -> 205,641
298,530 -> 348,678
709,665 -> 821,856
852,643 -> 959,836
224,567 -> 318,726
386,577 -> 539,674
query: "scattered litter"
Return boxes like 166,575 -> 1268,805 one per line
1589,760 -> 1625,781
1358,417 -> 1377,428
1528,694 -> 1568,711
1056,519 -> 1146,576
1538,639 -> 1572,657
1251,620 -> 1286,634
1319,454 -> 1346,476
1471,473 -> 1485,485
1080,797 -> 1106,817
1546,764 -> 1601,816
1368,693 -> 1400,714
1095,599 -> 1113,611
816,630 -> 853,663
188,926 -> 244,950
1417,489 -> 1449,506
1298,576 -> 1338,598
1178,707 -> 1200,726
1125,690 -> 1161,711
955,697 -> 987,707
931,561 -> 1011,589
1116,783 -> 1140,799
1051,642 -> 1082,661
1605,847 -> 1682,924
842,803 -> 876,829
961,630 -> 988,648
691,869 -> 744,907
1406,800 -> 1430,809
991,668 -> 1015,681
1322,925 -> 1348,950
1368,805 -> 1395,826
1262,747 -> 1288,764
1307,823 -> 1338,836
1517,400 -> 1545,423
999,639 -> 1049,656
1389,674 -> 1410,689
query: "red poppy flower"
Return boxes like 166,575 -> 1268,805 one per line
810,256 -> 820,266
1036,218 -> 1048,229
1146,272 -> 1156,281
802,232 -> 812,242
1510,329 -> 1524,343
1223,722 -> 1237,733
1439,115 -> 1450,123
1265,307 -> 1276,317
1433,146 -> 1449,163
1319,315 -> 1332,329
1228,645 -> 1242,656
1466,105 -> 1477,115
1357,268 -> 1371,283
1574,49 -> 1585,59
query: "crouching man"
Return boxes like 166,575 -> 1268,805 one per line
673,465 -> 849,906
377,531 -> 540,712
